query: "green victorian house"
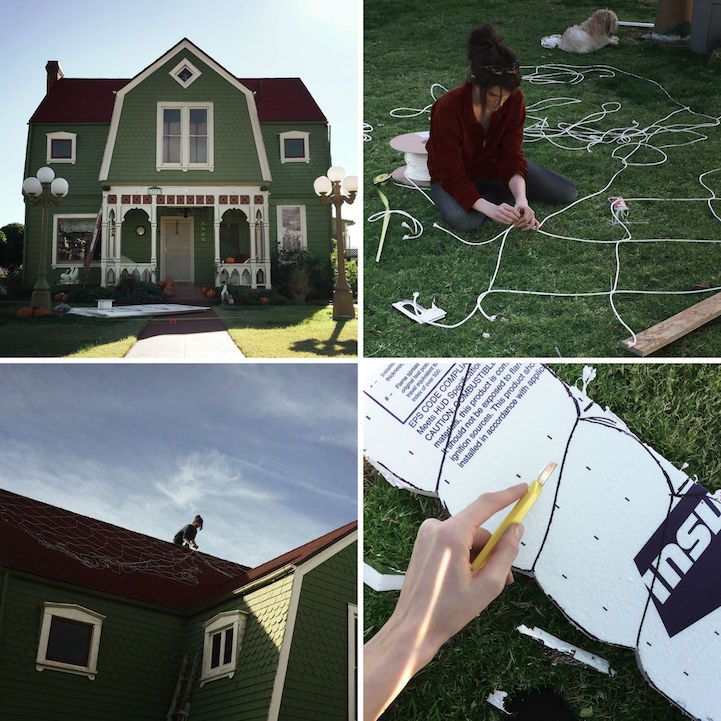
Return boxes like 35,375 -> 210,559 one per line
0,489 -> 357,721
23,38 -> 333,290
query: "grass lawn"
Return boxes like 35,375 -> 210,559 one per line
364,0 -> 721,357
214,304 -> 358,357
365,364 -> 721,721
0,301 -> 147,357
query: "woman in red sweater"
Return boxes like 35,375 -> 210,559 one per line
426,25 -> 577,232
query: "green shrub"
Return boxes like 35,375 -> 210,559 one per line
271,247 -> 333,301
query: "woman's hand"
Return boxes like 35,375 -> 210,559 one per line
364,484 -> 527,721
513,199 -> 539,231
476,198 -> 521,226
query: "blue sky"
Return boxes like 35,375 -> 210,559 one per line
0,0 -> 361,245
0,363 -> 357,567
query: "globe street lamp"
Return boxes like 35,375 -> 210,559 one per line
23,166 -> 69,311
314,166 -> 357,320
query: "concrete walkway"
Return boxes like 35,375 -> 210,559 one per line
125,309 -> 244,359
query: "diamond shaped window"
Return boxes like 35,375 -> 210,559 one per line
169,58 -> 202,88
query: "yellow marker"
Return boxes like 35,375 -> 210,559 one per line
471,462 -> 557,571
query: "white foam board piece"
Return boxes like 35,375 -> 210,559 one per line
364,362 -> 721,720
517,625 -> 615,675
68,304 -> 206,318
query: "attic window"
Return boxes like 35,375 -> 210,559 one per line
46,131 -> 76,164
170,58 -> 202,88
279,131 -> 310,163
200,610 -> 248,686
36,603 -> 105,680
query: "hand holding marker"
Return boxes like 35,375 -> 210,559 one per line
472,462 -> 557,571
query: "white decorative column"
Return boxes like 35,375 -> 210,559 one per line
150,196 -> 157,282
100,196 -> 109,287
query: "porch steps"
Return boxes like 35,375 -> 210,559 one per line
164,282 -> 216,307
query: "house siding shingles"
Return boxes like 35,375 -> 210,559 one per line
278,543 -> 357,721
24,123 -> 108,286
107,50 -> 263,184
185,573 -> 295,721
263,122 -> 332,260
0,572 -> 185,721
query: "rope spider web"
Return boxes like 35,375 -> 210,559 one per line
367,63 -> 721,349
0,492 -> 244,586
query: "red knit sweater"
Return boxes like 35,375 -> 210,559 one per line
426,82 -> 528,211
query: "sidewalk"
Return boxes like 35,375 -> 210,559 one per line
125,309 -> 244,359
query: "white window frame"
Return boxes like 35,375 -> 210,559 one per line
156,102 -> 214,172
52,214 -> 100,268
36,603 -> 105,680
348,603 -> 358,721
279,131 -> 310,164
169,57 -> 202,89
46,131 -> 76,164
276,205 -> 308,254
200,609 -> 248,687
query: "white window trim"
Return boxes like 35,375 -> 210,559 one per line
52,214 -> 100,269
156,102 -> 214,172
200,609 -> 248,687
169,57 -> 202,88
46,131 -> 76,164
279,131 -> 310,164
36,603 -> 105,680
276,205 -> 308,253
348,603 -> 358,721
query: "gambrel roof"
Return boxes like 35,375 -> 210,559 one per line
29,76 -> 326,124
0,488 -> 355,613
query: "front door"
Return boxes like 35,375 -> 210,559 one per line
161,217 -> 194,282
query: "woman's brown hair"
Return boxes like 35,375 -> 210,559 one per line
467,24 -> 521,94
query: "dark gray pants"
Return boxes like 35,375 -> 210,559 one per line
430,160 -> 577,232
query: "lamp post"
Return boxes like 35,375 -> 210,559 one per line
23,166 -> 69,311
314,166 -> 357,320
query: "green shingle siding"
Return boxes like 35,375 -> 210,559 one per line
279,543 -> 357,721
108,50 -> 263,184
23,124 -> 106,287
185,573 -> 295,721
0,573 -> 184,721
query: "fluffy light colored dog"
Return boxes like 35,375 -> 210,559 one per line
558,9 -> 619,53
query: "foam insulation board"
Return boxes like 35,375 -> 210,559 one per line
363,362 -> 721,721
68,304 -> 206,318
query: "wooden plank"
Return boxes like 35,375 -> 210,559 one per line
621,291 -> 721,356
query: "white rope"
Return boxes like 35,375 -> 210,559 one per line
0,496 -> 242,585
363,122 -> 374,142
374,63 -> 721,346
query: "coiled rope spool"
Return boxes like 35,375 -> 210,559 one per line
390,131 -> 432,186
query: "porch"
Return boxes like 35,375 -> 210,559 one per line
99,186 -> 271,289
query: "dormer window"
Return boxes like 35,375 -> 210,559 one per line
280,131 -> 310,163
46,132 -> 76,164
200,610 -> 248,686
169,58 -> 202,88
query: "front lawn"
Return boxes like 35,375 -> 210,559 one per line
0,302 -> 147,357
214,304 -> 358,358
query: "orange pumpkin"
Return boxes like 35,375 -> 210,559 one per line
33,307 -> 50,317
260,296 -> 270,304
53,292 -> 67,302
164,277 -> 175,287
225,257 -> 236,264
16,307 -> 33,318
201,287 -> 208,294
158,280 -> 166,289
205,289 -> 217,299
163,286 -> 175,297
